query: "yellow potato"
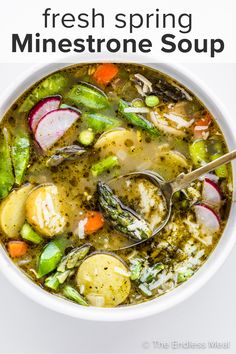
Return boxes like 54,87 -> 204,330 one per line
76,253 -> 131,307
94,128 -> 142,157
0,184 -> 33,239
25,184 -> 66,237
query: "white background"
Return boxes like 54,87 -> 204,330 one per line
0,63 -> 235,354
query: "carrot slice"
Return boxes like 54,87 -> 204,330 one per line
8,241 -> 28,258
193,113 -> 212,138
93,64 -> 119,86
84,211 -> 105,234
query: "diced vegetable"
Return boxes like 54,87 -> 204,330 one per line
25,185 -> 66,237
8,241 -> 28,258
145,95 -> 160,107
84,113 -> 120,133
35,109 -> 80,151
76,253 -> 131,307
63,285 -> 88,306
210,154 -> 228,178
46,145 -> 86,167
19,73 -> 68,112
20,223 -> 43,244
45,244 -> 91,290
11,131 -> 30,185
97,181 -> 152,240
130,259 -> 143,280
189,139 -> 208,166
0,184 -> 33,239
0,129 -> 14,199
66,83 -> 109,110
93,63 -> 119,86
28,96 -> 61,133
84,211 -> 105,234
78,129 -> 95,146
138,283 -> 152,297
118,100 -> 160,136
193,114 -> 212,139
91,155 -> 119,177
194,203 -> 220,233
132,99 -> 144,108
37,236 -> 69,278
140,263 -> 164,284
177,269 -> 194,283
202,178 -> 221,208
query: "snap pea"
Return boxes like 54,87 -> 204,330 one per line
66,83 -> 109,110
83,112 -> 120,133
0,128 -> 14,199
37,236 -> 69,278
20,223 -> 43,244
45,244 -> 91,291
210,154 -> 228,178
118,99 -> 160,137
91,155 -> 119,177
11,131 -> 30,185
63,285 -> 88,306
19,73 -> 69,112
189,139 -> 208,167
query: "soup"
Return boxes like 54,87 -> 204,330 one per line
0,63 -> 232,308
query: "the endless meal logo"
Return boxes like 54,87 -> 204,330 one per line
12,8 -> 224,58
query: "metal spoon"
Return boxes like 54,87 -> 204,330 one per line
109,149 -> 236,250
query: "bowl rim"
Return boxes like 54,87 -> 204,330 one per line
0,58 -> 235,322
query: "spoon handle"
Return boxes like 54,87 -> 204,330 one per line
171,149 -> 236,192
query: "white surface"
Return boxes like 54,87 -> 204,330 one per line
0,64 -> 235,353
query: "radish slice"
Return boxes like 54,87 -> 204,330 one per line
194,203 -> 220,232
202,178 -> 221,207
29,96 -> 61,133
35,109 -> 80,151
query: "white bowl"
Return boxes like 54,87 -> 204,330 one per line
0,60 -> 235,322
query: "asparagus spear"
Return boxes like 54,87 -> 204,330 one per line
91,156 -> 119,177
118,99 -> 160,137
11,130 -> 30,185
45,244 -> 91,290
63,285 -> 88,306
46,145 -> 86,167
97,181 -> 152,241
0,128 -> 14,199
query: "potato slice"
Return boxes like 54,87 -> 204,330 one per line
25,184 -> 66,237
0,184 -> 33,239
76,253 -> 131,307
94,128 -> 142,157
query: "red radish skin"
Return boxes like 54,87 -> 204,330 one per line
35,108 -> 80,151
29,96 -> 61,133
202,178 -> 222,208
194,203 -> 220,233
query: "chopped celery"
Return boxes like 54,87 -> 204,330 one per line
19,73 -> 69,112
189,139 -> 208,166
91,155 -> 119,177
20,223 -> 43,244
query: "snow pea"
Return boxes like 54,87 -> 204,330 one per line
66,83 -> 109,110
37,236 -> 69,278
83,112 -> 120,133
19,73 -> 69,112
11,130 -> 30,185
0,128 -> 14,199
